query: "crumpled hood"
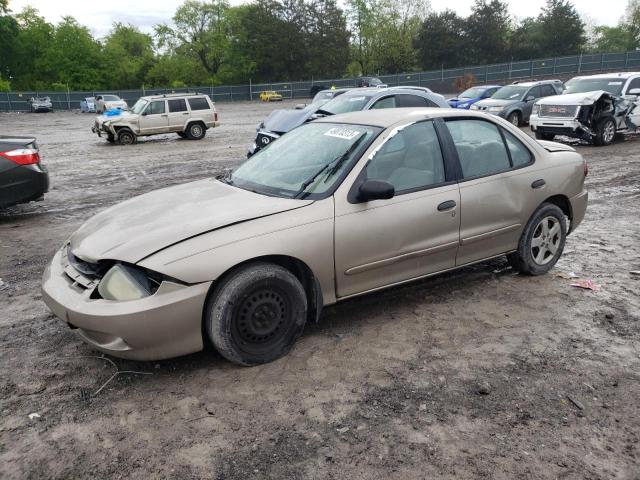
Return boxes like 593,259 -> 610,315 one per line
474,98 -> 517,109
95,111 -> 137,126
69,179 -> 313,264
537,90 -> 612,106
262,106 -> 319,134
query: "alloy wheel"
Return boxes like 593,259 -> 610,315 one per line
531,216 -> 561,265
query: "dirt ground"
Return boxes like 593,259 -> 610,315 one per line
1,101 -> 639,480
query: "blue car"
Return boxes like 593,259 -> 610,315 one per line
448,85 -> 502,109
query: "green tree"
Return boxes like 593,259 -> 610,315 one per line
536,0 -> 585,56
465,0 -> 511,64
103,23 -> 155,89
0,14 -> 18,79
591,25 -> 635,52
11,7 -> 54,90
414,9 -> 468,69
509,17 -> 544,60
306,0 -> 351,78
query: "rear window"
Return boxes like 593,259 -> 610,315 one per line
168,99 -> 188,112
188,97 -> 210,111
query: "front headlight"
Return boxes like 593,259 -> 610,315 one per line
488,106 -> 504,112
532,104 -> 540,115
98,264 -> 155,301
470,105 -> 480,110
457,103 -> 469,108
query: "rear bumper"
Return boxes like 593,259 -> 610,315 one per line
41,248 -> 212,361
0,163 -> 49,208
569,189 -> 588,233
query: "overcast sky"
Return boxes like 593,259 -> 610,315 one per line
6,0 -> 629,38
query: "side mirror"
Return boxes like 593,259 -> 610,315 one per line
141,111 -> 148,116
628,88 -> 640,96
358,180 -> 395,202
525,95 -> 535,102
295,103 -> 307,109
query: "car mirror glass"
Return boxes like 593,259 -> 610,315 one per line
358,180 -> 395,202
526,95 -> 535,102
628,88 -> 640,96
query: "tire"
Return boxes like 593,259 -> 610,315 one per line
507,111 -> 521,127
507,203 -> 566,276
205,262 -> 307,366
116,129 -> 136,145
186,122 -> 206,140
593,117 -> 616,146
106,134 -> 115,144
535,131 -> 556,141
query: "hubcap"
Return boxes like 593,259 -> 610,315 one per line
531,216 -> 561,265
603,121 -> 615,143
192,125 -> 203,137
510,114 -> 519,126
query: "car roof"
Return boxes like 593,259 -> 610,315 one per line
317,88 -> 351,94
571,72 -> 640,80
314,107 -> 490,128
142,92 -> 207,100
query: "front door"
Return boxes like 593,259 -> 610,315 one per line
334,120 -> 461,298
139,100 -> 169,134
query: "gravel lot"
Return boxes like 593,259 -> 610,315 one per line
1,102 -> 639,479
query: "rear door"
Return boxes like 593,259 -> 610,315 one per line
333,120 -> 461,297
167,98 -> 189,131
139,100 -> 169,134
441,118 -> 540,266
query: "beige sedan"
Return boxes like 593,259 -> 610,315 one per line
42,109 -> 588,366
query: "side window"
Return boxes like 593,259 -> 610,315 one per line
446,119 -> 511,178
528,86 -> 542,99
365,121 -> 446,193
147,101 -> 165,115
541,84 -> 556,97
396,94 -> 428,108
626,77 -> 640,93
502,129 -> 533,167
188,97 -> 210,110
168,99 -> 188,112
370,96 -> 396,109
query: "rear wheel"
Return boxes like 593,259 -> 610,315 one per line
594,117 -> 616,146
507,111 -> 521,127
117,129 -> 136,145
186,122 -> 206,140
535,131 -> 556,141
508,203 -> 566,275
205,262 -> 307,366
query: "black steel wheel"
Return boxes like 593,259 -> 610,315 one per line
205,262 -> 307,366
117,129 -> 136,145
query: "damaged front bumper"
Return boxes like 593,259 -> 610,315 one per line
41,246 -> 212,361
530,115 -> 594,140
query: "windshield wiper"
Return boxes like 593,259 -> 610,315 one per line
293,132 -> 366,199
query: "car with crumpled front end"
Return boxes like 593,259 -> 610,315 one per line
248,87 -> 448,156
530,72 -> 640,146
471,80 -> 564,126
42,108 -> 588,366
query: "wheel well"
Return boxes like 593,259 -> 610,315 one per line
187,120 -> 206,130
200,255 -> 323,349
114,126 -> 133,134
543,194 -> 573,230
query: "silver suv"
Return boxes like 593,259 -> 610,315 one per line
91,93 -> 219,145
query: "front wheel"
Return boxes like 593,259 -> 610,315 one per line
508,203 -> 566,275
593,117 -> 616,146
205,262 -> 307,366
507,111 -> 521,127
117,129 -> 136,145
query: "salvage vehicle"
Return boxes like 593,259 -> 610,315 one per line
471,80 -> 564,126
1,136 -> 49,208
248,87 -> 448,156
42,108 -> 588,366
295,88 -> 351,109
530,72 -> 640,146
80,97 -> 96,113
91,93 -> 219,145
259,91 -> 283,102
95,94 -> 128,113
355,76 -> 387,88
448,85 -> 502,109
29,97 -> 53,113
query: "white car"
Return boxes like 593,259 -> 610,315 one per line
530,72 -> 640,146
95,94 -> 128,113
80,97 -> 96,113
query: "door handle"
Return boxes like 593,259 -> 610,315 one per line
161,114 -> 168,117
531,179 -> 546,189
182,112 -> 189,115
437,200 -> 457,211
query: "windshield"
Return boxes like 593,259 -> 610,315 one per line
564,78 -> 625,96
130,99 -> 148,114
321,94 -> 373,115
103,95 -> 119,101
459,87 -> 486,99
312,91 -> 335,102
491,86 -> 527,100
229,122 -> 379,199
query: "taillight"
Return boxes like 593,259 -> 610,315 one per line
583,158 -> 589,177
0,148 -> 40,165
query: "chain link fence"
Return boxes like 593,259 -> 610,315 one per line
2,50 -> 640,112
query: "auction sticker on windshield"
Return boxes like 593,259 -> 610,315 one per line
324,127 -> 363,140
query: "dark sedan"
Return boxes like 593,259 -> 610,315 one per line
0,136 -> 49,209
